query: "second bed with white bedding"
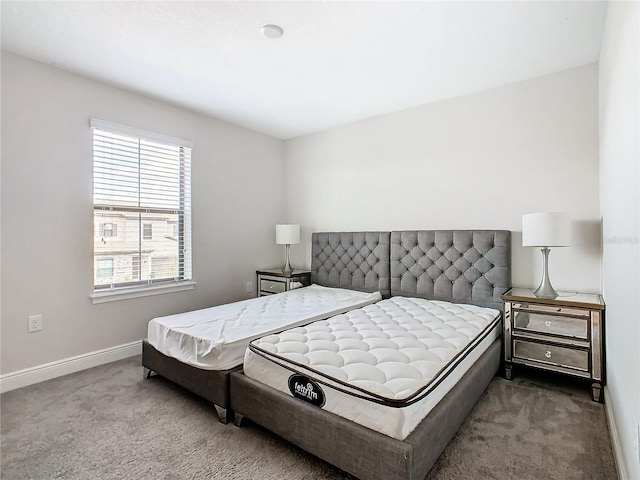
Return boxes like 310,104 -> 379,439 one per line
147,284 -> 382,371
244,296 -> 501,440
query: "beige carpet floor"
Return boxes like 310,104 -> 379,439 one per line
1,356 -> 617,479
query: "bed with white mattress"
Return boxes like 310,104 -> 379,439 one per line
230,230 -> 511,480
147,285 -> 381,371
244,297 -> 501,440
142,231 -> 390,423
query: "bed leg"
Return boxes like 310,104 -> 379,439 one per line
214,405 -> 231,424
143,367 -> 156,379
233,413 -> 244,428
591,382 -> 604,403
504,363 -> 513,381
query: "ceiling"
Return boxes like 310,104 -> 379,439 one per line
1,1 -> 608,140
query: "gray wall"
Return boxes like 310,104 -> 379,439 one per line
285,65 -> 602,294
0,52 -> 285,373
599,2 -> 640,478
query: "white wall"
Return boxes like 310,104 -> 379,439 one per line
0,52 -> 285,374
285,65 -> 601,294
599,2 -> 640,478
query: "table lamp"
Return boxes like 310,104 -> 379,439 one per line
276,224 -> 300,274
522,212 -> 570,298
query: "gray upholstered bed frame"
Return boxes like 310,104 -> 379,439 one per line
141,341 -> 241,423
141,231 -> 392,424
390,230 -> 510,310
311,231 -> 391,297
230,230 -> 511,480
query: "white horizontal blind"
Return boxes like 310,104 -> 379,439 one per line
92,121 -> 192,290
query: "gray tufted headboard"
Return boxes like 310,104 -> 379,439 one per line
390,230 -> 511,310
311,232 -> 391,297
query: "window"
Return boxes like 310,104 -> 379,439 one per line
92,119 -> 192,293
99,223 -> 117,237
132,255 -> 141,279
142,223 -> 152,240
96,258 -> 114,279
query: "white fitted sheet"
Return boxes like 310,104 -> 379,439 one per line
244,297 -> 501,440
147,285 -> 382,371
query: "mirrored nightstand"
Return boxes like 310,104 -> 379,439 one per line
502,288 -> 605,402
256,269 -> 311,297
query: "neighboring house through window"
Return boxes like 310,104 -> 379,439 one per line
92,119 -> 192,292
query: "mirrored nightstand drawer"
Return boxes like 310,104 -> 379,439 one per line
513,340 -> 589,372
513,311 -> 588,340
260,279 -> 286,294
512,303 -> 590,318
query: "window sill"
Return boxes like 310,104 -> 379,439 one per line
90,281 -> 196,304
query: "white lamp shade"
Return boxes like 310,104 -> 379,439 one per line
522,212 -> 570,247
276,224 -> 300,245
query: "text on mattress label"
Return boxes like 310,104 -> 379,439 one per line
288,374 -> 326,407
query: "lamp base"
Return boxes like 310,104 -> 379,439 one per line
281,244 -> 294,274
534,247 -> 558,298
281,264 -> 294,274
533,283 -> 558,298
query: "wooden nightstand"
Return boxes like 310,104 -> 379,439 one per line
502,288 -> 605,402
256,269 -> 311,297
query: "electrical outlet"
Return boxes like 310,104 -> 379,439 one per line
246,281 -> 253,293
28,314 -> 42,333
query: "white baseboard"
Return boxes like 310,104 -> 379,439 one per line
0,340 -> 142,394
604,385 -> 629,480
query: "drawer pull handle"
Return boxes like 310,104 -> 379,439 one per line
545,321 -> 552,327
545,351 -> 552,358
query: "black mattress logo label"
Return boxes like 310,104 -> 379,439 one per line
288,374 -> 326,407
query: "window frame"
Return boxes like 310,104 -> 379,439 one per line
90,119 -> 195,303
142,223 -> 153,240
96,258 -> 114,279
99,223 -> 117,237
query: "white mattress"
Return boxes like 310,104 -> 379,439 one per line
244,296 -> 501,440
147,285 -> 381,371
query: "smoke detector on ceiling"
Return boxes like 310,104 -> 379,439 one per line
261,24 -> 284,39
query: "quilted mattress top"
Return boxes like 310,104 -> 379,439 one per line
147,284 -> 382,371
249,296 -> 500,405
